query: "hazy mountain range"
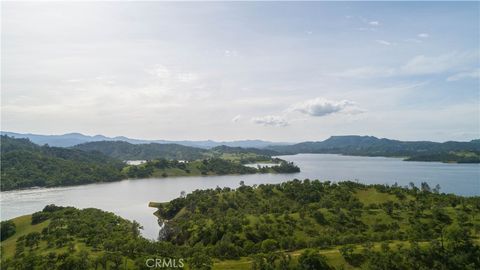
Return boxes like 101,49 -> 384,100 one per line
1,131 -> 289,149
2,132 -> 479,164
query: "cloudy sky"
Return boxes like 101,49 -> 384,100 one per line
2,2 -> 479,142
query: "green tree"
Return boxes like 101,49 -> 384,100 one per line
298,249 -> 332,270
189,252 -> 213,270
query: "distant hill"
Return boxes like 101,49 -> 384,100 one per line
268,135 -> 480,163
1,131 -> 287,149
209,145 -> 280,156
0,136 -> 292,191
73,141 -> 208,160
0,136 -> 125,190
72,141 -> 282,161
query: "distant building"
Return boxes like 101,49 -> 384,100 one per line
125,160 -> 147,165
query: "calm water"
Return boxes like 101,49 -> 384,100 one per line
1,154 -> 479,240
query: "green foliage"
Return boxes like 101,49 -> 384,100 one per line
0,221 -> 16,241
268,135 -> 480,163
189,251 -> 213,270
198,158 -> 257,175
125,158 -> 299,179
73,140 -> 207,160
0,136 -> 125,190
154,179 -> 480,265
73,141 -> 282,162
361,232 -> 480,270
1,136 -> 299,191
297,249 -> 332,270
1,180 -> 479,269
405,150 -> 480,163
1,206 -> 186,270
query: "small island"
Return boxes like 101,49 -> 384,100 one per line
122,158 -> 300,179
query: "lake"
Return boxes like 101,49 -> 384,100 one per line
1,154 -> 479,240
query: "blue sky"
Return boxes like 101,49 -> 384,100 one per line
2,2 -> 479,142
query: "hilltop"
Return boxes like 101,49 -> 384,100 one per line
0,135 -> 124,190
268,135 -> 480,163
1,131 -> 286,149
2,181 -> 479,269
0,136 -> 298,191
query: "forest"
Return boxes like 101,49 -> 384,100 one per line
268,136 -> 480,163
123,158 -> 299,179
1,180 -> 479,269
0,136 -> 299,191
0,136 -> 125,190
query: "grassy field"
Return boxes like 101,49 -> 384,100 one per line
1,215 -> 50,258
212,240 -> 433,270
3,185 -> 479,269
1,214 -> 140,268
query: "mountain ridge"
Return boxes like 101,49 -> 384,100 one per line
1,131 -> 288,149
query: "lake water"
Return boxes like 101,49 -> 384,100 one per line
1,154 -> 479,240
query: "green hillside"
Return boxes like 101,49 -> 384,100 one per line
0,136 -> 125,191
0,136 -> 298,191
268,136 -> 480,163
73,141 -> 282,162
73,141 -> 208,160
2,181 -> 479,269
123,158 -> 299,179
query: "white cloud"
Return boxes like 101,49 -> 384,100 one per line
375,40 -> 392,46
447,68 -> 480,81
290,98 -> 361,117
417,33 -> 429,38
231,115 -> 242,122
369,21 -> 380,26
251,115 -> 289,127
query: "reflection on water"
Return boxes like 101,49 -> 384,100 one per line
1,154 -> 479,240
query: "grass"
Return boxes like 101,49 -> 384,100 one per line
212,240 -> 432,270
1,215 -> 140,269
354,188 -> 399,205
1,215 -> 50,258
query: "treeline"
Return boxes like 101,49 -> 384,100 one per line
155,179 -> 480,268
72,141 -> 282,161
268,135 -> 480,163
0,136 -> 124,191
1,136 -> 299,191
1,180 -> 479,269
0,205 -> 188,270
405,151 -> 480,163
73,141 -> 207,160
124,158 -> 300,179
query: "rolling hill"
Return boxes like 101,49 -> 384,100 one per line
0,136 -> 125,191
268,135 -> 480,163
1,131 -> 286,149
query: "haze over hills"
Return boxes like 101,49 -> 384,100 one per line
2,131 -> 479,163
0,135 -> 125,190
268,135 -> 480,163
0,131 -> 288,149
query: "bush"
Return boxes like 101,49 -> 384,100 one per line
1,220 -> 16,241
31,212 -> 50,225
298,249 -> 333,270
261,239 -> 279,253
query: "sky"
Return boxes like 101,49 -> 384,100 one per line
1,2 -> 479,142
